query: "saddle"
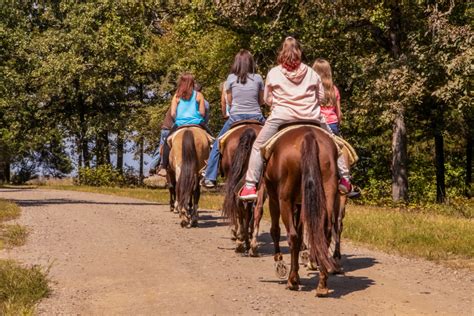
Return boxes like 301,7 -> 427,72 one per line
167,125 -> 214,147
230,119 -> 263,129
219,120 -> 263,149
261,123 -> 359,166
277,120 -> 322,131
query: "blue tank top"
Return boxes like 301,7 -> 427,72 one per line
175,91 -> 204,127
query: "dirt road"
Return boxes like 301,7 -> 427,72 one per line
0,188 -> 472,315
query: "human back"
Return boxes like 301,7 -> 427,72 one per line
175,90 -> 203,126
226,49 -> 264,117
172,73 -> 205,127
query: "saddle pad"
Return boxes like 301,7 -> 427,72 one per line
218,125 -> 247,149
261,125 -> 358,166
334,135 -> 359,166
167,126 -> 214,147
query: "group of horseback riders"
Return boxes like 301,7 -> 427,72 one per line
151,36 -> 357,198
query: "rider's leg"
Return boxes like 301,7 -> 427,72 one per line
203,118 -> 234,184
240,115 -> 285,200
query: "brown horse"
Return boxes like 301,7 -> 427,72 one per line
220,122 -> 263,255
167,126 -> 211,228
263,126 -> 339,297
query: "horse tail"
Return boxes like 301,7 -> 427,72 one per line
223,128 -> 257,225
177,130 -> 198,210
300,131 -> 337,273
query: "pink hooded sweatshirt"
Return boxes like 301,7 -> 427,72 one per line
264,63 -> 325,120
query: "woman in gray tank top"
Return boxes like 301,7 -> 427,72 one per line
202,49 -> 265,188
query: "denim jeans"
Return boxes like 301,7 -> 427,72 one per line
149,128 -> 170,171
328,123 -> 340,136
204,113 -> 265,181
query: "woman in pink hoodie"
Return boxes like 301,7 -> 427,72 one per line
239,37 -> 353,200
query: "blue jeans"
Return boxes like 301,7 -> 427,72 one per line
204,113 -> 265,181
150,128 -> 170,171
328,123 -> 340,136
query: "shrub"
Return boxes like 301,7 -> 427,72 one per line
76,164 -> 124,187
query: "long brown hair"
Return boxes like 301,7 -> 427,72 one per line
313,58 -> 336,107
230,49 -> 255,84
277,37 -> 302,71
176,73 -> 195,100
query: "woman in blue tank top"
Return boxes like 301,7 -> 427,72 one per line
161,73 -> 207,170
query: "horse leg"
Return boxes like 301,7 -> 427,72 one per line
168,171 -> 177,213
242,201 -> 253,254
280,199 -> 301,291
250,184 -> 266,257
235,204 -> 246,253
190,183 -> 200,228
269,195 -> 287,279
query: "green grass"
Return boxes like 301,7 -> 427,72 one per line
0,199 -> 50,314
45,184 -> 474,270
344,205 -> 474,269
0,260 -> 50,316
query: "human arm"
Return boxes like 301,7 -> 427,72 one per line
335,86 -> 342,123
170,94 -> 179,119
196,92 -> 206,117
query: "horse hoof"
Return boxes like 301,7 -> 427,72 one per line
307,260 -> 319,271
249,247 -> 259,257
300,251 -> 309,266
315,287 -> 332,297
286,282 -> 299,291
274,260 -> 288,279
235,242 -> 245,253
190,220 -> 198,228
180,220 -> 188,228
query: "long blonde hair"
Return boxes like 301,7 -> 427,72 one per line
313,58 -> 336,107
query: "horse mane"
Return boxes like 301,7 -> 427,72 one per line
177,130 -> 198,211
222,128 -> 257,225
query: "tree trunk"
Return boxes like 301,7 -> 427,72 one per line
435,130 -> 446,203
0,141 -> 6,183
103,131 -> 110,165
138,137 -> 144,184
95,134 -> 103,166
466,134 -> 473,197
76,135 -> 83,169
389,3 -> 408,203
392,109 -> 409,202
116,132 -> 124,173
433,102 -> 446,203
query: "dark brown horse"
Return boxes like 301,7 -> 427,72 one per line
167,126 -> 211,228
220,122 -> 263,255
263,126 -> 339,296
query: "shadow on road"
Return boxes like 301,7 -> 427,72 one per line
13,198 -> 164,207
198,212 -> 228,228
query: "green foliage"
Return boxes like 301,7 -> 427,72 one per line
77,164 -> 124,187
1,1 -> 472,204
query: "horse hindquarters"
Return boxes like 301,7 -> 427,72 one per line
300,132 -> 337,296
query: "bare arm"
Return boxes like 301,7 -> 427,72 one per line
170,94 -> 179,119
336,98 -> 342,124
221,88 -> 228,118
258,89 -> 264,106
197,92 -> 206,117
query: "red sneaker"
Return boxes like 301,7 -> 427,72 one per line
239,185 -> 258,201
338,178 -> 352,194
